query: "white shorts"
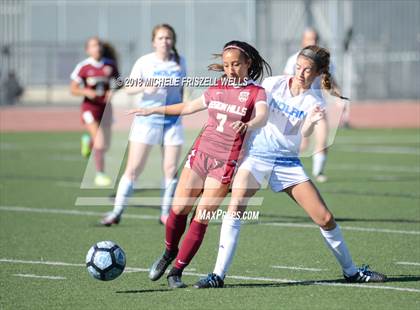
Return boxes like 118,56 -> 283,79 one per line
129,122 -> 184,146
239,156 -> 310,192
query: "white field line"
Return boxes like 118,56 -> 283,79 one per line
1,206 -> 419,236
13,273 -> 66,280
262,222 -> 420,235
1,258 -> 419,293
271,265 -> 325,272
74,197 -> 265,207
395,262 -> 420,266
0,206 -> 157,220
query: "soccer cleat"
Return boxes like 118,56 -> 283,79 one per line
148,251 -> 177,281
100,213 -> 121,227
167,275 -> 187,288
81,134 -> 92,158
193,273 -> 224,289
344,265 -> 387,283
95,173 -> 112,187
315,174 -> 328,183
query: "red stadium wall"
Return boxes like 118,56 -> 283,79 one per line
0,101 -> 419,132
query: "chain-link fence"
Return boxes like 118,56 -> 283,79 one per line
1,0 -> 419,104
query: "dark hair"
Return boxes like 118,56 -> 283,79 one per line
208,40 -> 272,82
298,45 -> 341,97
152,24 -> 180,64
102,41 -> 119,69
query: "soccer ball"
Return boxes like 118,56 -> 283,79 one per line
85,241 -> 126,281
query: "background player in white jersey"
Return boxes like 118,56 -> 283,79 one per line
70,37 -> 120,186
284,28 -> 342,183
195,45 -> 386,289
101,24 -> 187,226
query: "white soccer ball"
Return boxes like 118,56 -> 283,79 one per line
85,241 -> 126,281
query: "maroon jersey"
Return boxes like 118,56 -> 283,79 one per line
193,80 -> 267,162
71,57 -> 119,106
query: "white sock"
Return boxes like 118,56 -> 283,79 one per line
161,178 -> 177,216
312,152 -> 327,176
320,225 -> 358,276
213,215 -> 241,279
112,175 -> 134,216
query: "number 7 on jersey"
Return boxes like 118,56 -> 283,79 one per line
216,113 -> 227,132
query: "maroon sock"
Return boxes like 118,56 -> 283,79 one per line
165,209 -> 188,254
94,149 -> 104,172
174,220 -> 208,271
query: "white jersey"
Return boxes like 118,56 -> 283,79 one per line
246,75 -> 324,162
283,52 -> 335,99
129,52 -> 187,126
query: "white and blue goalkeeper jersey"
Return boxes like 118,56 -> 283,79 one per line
246,75 -> 325,165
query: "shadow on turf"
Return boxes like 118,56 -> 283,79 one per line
224,275 -> 420,289
114,275 -> 420,293
116,288 -> 173,294
252,213 -> 420,224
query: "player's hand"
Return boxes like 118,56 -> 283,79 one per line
84,89 -> 97,100
126,108 -> 153,116
309,106 -> 325,124
231,121 -> 248,134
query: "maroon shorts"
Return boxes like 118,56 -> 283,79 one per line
185,149 -> 237,184
81,102 -> 112,126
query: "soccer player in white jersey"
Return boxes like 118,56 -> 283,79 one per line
195,45 -> 386,288
101,24 -> 187,226
284,28 -> 341,183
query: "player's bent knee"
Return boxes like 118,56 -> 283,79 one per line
317,212 -> 335,229
171,204 -> 191,215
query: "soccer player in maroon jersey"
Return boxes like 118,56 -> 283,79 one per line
128,40 -> 272,288
70,37 -> 120,186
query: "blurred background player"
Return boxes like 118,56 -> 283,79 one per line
70,37 -> 120,186
283,28 -> 342,183
101,24 -> 186,226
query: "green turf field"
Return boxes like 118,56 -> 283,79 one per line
0,128 -> 419,309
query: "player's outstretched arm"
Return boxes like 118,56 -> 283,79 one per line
127,95 -> 206,116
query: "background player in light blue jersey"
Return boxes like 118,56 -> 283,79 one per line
101,24 -> 187,226
195,45 -> 386,289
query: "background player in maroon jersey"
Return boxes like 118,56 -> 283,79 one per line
129,40 -> 271,288
70,37 -> 120,186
